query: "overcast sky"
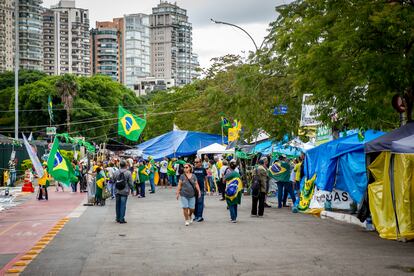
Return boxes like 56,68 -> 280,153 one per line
42,0 -> 289,69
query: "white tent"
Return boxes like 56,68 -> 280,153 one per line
197,143 -> 235,155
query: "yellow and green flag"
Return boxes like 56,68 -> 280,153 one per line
118,105 -> 146,141
48,95 -> 53,122
47,137 -> 76,186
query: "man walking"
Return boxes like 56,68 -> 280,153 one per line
193,158 -> 208,222
251,157 -> 268,217
275,155 -> 296,208
114,160 -> 134,224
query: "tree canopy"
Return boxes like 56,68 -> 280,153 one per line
1,1 -> 412,145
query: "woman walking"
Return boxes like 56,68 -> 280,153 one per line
38,164 -> 50,200
224,160 -> 243,223
176,163 -> 201,226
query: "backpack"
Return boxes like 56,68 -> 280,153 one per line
178,164 -> 184,175
251,167 -> 261,198
115,172 -> 127,190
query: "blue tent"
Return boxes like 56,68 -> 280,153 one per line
136,130 -> 225,161
304,130 -> 385,203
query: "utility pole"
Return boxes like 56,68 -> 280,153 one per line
14,0 -> 19,140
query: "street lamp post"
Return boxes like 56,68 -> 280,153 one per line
14,0 -> 19,140
210,18 -> 259,52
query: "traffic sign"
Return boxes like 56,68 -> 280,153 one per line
46,127 -> 56,135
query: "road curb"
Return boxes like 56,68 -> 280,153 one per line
5,217 -> 70,275
320,210 -> 366,228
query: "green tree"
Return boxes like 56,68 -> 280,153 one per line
56,74 -> 78,132
266,0 -> 414,130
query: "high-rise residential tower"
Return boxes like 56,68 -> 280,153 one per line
150,1 -> 194,86
0,0 -> 15,72
43,0 -> 90,76
124,13 -> 151,90
19,0 -> 44,71
90,18 -> 124,82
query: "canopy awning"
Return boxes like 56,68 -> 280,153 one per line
197,143 -> 234,155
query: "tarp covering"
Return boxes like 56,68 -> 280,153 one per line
197,143 -> 234,155
365,122 -> 414,153
368,151 -> 414,240
136,130 -> 225,161
304,130 -> 385,203
391,134 -> 414,154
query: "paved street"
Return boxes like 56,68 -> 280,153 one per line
17,187 -> 414,276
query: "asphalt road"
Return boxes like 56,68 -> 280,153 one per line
23,187 -> 414,276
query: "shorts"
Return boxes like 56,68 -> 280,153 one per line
160,172 -> 168,180
180,196 -> 195,209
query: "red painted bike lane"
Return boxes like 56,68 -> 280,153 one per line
0,189 -> 85,274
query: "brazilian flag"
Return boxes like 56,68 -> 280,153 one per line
221,117 -> 232,131
118,105 -> 146,141
47,137 -> 76,186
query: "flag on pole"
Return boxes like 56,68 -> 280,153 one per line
221,117 -> 232,130
228,127 -> 239,142
22,133 -> 44,178
48,95 -> 54,122
118,105 -> 146,141
227,119 -> 242,142
47,137 -> 76,186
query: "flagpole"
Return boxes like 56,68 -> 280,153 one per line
221,121 -> 224,145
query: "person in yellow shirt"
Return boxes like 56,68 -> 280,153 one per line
293,156 -> 303,197
38,164 -> 50,200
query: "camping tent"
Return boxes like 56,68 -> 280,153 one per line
364,122 -> 414,241
304,130 -> 385,203
135,130 -> 225,161
197,143 -> 234,155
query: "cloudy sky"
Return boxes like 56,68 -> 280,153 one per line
42,0 -> 289,69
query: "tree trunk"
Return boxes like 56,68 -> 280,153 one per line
66,107 -> 70,133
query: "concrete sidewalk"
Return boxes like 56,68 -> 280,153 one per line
22,187 -> 414,275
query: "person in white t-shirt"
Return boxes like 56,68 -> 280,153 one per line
159,157 -> 169,188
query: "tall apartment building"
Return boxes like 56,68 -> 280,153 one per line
191,53 -> 200,80
90,18 -> 124,82
0,0 -> 15,72
19,0 -> 43,71
43,0 -> 90,76
150,2 -> 194,86
124,13 -> 151,90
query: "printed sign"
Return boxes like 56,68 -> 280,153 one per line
300,94 -> 319,126
309,188 -> 353,210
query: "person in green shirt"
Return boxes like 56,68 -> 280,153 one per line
274,155 -> 296,208
138,160 -> 149,198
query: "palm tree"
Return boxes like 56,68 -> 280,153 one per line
56,74 -> 78,133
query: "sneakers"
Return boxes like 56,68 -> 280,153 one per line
190,218 -> 194,224
231,220 -> 237,223
195,217 -> 204,222
185,220 -> 190,226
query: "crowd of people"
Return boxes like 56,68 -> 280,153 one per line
35,152 -> 305,226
